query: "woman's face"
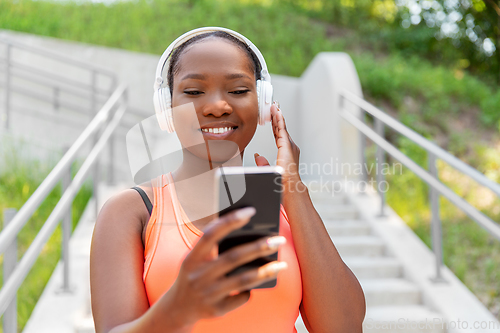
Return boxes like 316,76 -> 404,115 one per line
171,38 -> 259,162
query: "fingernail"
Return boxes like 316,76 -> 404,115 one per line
235,207 -> 256,220
267,261 -> 288,274
267,236 -> 286,250
254,153 -> 260,158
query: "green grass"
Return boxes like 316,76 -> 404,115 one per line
0,147 -> 92,332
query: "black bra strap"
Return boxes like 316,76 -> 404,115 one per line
131,187 -> 153,216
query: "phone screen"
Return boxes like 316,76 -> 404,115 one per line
217,167 -> 282,289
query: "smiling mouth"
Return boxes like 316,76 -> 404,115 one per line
200,126 -> 238,134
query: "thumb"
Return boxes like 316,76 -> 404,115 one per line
254,153 -> 270,167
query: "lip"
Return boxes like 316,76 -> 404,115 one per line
198,121 -> 239,139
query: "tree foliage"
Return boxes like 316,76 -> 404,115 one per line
277,0 -> 500,84
396,0 -> 500,83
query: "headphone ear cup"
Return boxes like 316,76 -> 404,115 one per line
154,87 -> 175,133
256,80 -> 262,124
257,80 -> 273,126
162,88 -> 175,133
154,88 -> 169,131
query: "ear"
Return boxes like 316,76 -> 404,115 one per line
254,153 -> 270,167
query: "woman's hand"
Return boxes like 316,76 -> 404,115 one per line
165,207 -> 288,326
254,102 -> 302,191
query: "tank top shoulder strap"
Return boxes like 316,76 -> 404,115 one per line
131,186 -> 153,216
143,175 -> 167,281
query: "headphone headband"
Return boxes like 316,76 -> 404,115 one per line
153,26 -> 271,91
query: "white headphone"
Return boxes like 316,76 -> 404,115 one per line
153,27 -> 274,133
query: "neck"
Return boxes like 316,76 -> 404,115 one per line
170,146 -> 244,224
172,145 -> 244,183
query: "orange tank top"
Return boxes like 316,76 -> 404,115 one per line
143,173 -> 303,332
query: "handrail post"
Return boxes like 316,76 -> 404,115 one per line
91,70 -> 97,118
53,87 -> 60,112
4,44 -> 11,129
94,157 -> 100,217
375,118 -> 387,217
92,70 -> 99,216
108,132 -> 115,186
3,208 -> 18,333
57,147 -> 73,293
107,97 -> 116,186
428,152 -> 447,283
359,110 -> 367,194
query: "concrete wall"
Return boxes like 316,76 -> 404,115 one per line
298,52 -> 363,183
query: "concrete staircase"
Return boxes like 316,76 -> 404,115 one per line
294,189 -> 445,333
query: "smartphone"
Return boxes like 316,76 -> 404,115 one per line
215,166 -> 283,289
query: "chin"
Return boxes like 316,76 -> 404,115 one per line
187,140 -> 243,165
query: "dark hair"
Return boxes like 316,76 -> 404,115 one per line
167,31 -> 262,97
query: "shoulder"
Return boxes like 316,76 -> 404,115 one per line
94,187 -> 151,239
90,188 -> 152,332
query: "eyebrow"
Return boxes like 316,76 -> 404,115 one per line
224,73 -> 253,80
181,73 -> 206,81
180,73 -> 253,81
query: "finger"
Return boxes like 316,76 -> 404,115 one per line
276,129 -> 290,150
213,291 -> 251,317
186,207 -> 256,264
271,113 -> 278,128
276,110 -> 286,132
277,108 -> 288,131
205,235 -> 286,282
254,153 -> 271,166
208,261 -> 288,303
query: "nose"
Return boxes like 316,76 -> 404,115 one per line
201,91 -> 233,118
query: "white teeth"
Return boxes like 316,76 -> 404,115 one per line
201,127 -> 235,134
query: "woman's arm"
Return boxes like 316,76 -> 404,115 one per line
256,103 -> 366,332
284,183 -> 366,333
90,190 -> 194,333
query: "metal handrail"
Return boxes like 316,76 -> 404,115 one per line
1,37 -> 118,129
0,37 -> 116,77
0,67 -> 110,100
0,81 -> 104,115
0,36 -> 134,332
0,60 -> 113,96
339,89 -> 500,282
341,89 -> 500,197
0,84 -> 127,316
0,84 -> 126,255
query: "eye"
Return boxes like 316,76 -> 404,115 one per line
184,90 -> 203,95
230,89 -> 250,95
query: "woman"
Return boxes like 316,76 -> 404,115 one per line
90,27 -> 365,333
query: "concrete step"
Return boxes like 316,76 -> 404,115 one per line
332,236 -> 385,257
309,191 -> 347,205
363,305 -> 446,333
74,316 -> 95,333
325,220 -> 371,236
315,204 -> 359,220
295,313 -> 308,333
344,257 -> 403,279
360,279 -> 421,307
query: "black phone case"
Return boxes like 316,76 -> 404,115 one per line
217,171 -> 282,289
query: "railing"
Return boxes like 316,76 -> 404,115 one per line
339,89 -> 500,283
0,84 -> 127,333
0,37 -> 118,129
